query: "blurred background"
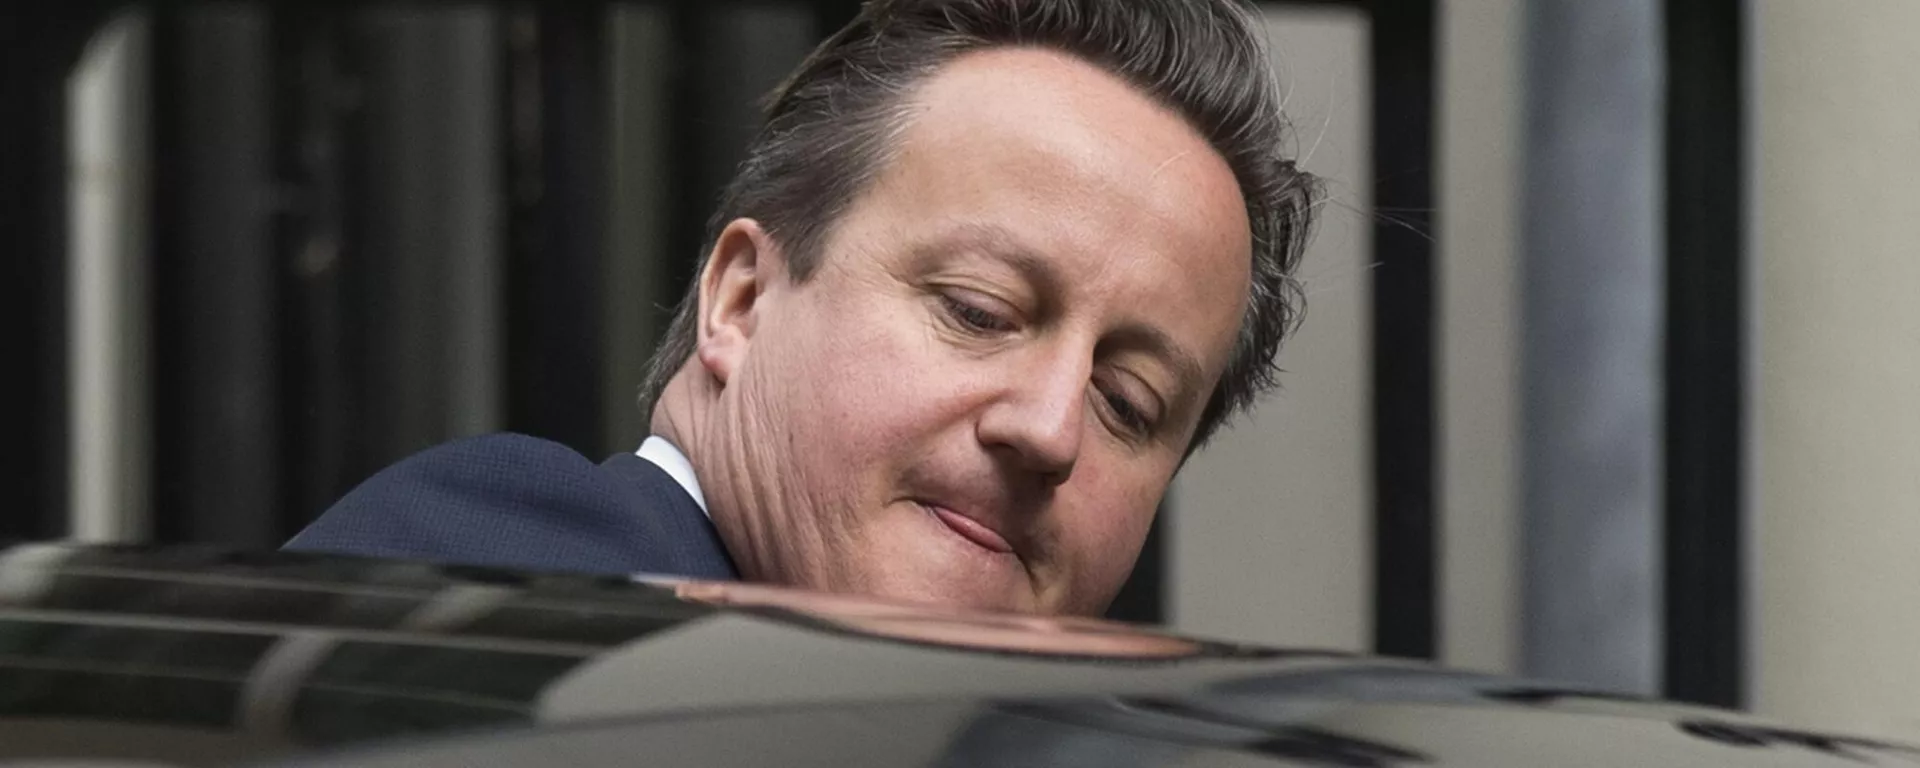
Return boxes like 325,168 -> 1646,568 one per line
4,0 -> 1916,743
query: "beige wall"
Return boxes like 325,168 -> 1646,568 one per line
1436,0 -> 1524,676
1168,5 -> 1372,650
1750,0 -> 1920,741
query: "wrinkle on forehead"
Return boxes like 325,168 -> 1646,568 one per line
1149,148 -> 1200,182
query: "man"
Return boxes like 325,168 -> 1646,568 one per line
288,0 -> 1318,617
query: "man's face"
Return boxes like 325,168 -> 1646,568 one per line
693,48 -> 1251,616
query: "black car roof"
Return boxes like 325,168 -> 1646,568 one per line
0,543 -> 1910,768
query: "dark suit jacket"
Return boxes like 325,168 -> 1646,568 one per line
284,433 -> 739,580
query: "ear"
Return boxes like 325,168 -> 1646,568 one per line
695,218 -> 786,386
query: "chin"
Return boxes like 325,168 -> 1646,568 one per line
855,572 -> 1041,615
839,504 -> 1048,612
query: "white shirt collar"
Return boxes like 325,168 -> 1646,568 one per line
635,436 -> 709,518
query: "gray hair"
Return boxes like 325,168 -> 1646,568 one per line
638,0 -> 1320,451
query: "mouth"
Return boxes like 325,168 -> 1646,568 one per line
917,501 -> 1014,554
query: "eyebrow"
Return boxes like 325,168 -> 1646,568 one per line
919,223 -> 1210,409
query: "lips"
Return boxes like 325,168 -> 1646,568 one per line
922,502 -> 1014,554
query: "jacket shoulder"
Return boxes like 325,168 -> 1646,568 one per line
284,433 -> 666,574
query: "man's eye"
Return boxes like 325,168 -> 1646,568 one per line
1101,389 -> 1154,436
940,294 -> 1015,334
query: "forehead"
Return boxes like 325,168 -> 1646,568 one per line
851,47 -> 1253,368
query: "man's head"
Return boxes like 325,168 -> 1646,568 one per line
642,0 -> 1318,616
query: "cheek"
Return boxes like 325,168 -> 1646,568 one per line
765,291 -> 962,467
1053,463 -> 1166,581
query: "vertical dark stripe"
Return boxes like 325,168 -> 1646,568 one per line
274,9 -> 362,528
663,5 -> 819,294
345,11 -> 503,467
662,3 -> 715,297
0,8 -> 97,542
502,6 -> 609,457
1663,0 -> 1745,709
1369,0 -> 1439,659
151,8 -> 283,547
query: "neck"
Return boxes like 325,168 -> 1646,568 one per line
650,366 -> 713,461
654,365 -> 762,580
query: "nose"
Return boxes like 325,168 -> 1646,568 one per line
976,347 -> 1087,486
